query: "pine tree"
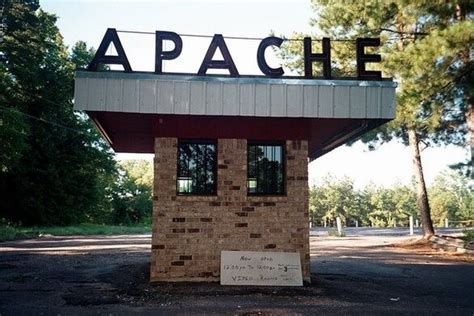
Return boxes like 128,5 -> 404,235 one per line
280,1 -> 473,237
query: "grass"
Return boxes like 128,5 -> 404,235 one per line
327,228 -> 346,237
0,223 -> 151,242
461,229 -> 474,246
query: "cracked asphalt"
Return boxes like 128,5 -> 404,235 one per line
0,230 -> 473,315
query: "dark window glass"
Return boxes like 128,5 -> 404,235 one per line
247,143 -> 284,195
177,141 -> 216,195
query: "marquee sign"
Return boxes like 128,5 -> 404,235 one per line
87,28 -> 382,80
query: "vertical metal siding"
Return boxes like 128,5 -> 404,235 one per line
318,86 -> 334,118
349,86 -> 366,118
157,80 -> 174,114
74,77 -> 88,110
174,81 -> 190,114
287,85 -> 303,117
223,83 -> 239,116
239,84 -> 255,116
303,85 -> 318,117
74,73 -> 396,119
254,84 -> 270,116
334,86 -> 350,118
270,84 -> 286,117
206,82 -> 222,115
105,79 -> 123,112
190,81 -> 205,115
87,78 -> 106,111
366,87 -> 380,118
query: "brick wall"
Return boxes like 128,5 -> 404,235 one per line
151,138 -> 310,282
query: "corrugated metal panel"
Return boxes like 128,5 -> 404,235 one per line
303,85 -> 318,117
206,83 -> 222,115
174,81 -> 190,114
74,77 -> 88,110
139,80 -> 156,113
74,71 -> 397,119
239,84 -> 255,116
157,80 -> 174,114
223,83 -> 239,116
318,86 -> 334,118
381,87 -> 396,118
270,84 -> 286,117
87,78 -> 106,111
349,86 -> 366,118
334,86 -> 350,118
190,81 -> 205,115
122,79 -> 139,113
287,85 -> 303,117
255,84 -> 270,116
366,87 -> 381,118
105,79 -> 122,112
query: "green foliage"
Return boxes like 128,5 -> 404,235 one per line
309,176 -> 359,225
0,219 -> 18,241
461,229 -> 474,245
309,171 -> 471,228
327,229 -> 345,237
0,1 -> 116,225
280,0 -> 473,151
429,170 -> 474,227
281,1 -> 473,236
108,160 -> 153,225
0,2 -> 153,228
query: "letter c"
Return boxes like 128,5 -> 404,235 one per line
257,36 -> 284,77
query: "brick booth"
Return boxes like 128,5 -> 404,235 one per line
74,71 -> 395,283
151,138 -> 310,282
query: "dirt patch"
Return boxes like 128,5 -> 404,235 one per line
391,238 -> 474,263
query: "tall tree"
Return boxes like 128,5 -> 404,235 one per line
0,1 -> 115,225
281,0 -> 473,237
429,170 -> 473,226
109,160 -> 153,225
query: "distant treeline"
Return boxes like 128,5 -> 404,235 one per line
310,171 -> 473,228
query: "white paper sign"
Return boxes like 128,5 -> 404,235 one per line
220,251 -> 303,286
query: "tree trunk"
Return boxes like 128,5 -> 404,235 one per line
396,21 -> 435,237
408,129 -> 435,237
467,101 -> 474,174
456,2 -> 474,175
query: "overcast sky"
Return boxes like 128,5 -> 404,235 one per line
41,0 -> 468,188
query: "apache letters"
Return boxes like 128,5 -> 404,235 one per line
88,28 -> 382,80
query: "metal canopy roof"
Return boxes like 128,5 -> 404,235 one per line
73,71 -> 396,159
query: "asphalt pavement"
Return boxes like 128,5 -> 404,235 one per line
0,229 -> 472,315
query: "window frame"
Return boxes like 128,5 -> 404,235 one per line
247,140 -> 286,196
176,139 -> 217,196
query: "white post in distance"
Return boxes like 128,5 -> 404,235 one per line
415,219 -> 419,228
355,220 -> 359,228
445,218 -> 449,228
336,217 -> 343,236
409,216 -> 414,236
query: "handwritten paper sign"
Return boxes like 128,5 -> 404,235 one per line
220,251 -> 303,286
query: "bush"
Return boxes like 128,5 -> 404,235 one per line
0,224 -> 18,241
461,229 -> 474,246
327,229 -> 346,237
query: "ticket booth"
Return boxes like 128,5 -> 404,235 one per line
74,29 -> 396,282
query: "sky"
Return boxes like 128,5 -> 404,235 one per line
41,0 -> 468,188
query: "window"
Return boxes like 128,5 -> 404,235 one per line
177,140 -> 216,195
247,143 -> 284,195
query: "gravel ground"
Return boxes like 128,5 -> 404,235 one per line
0,231 -> 473,315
